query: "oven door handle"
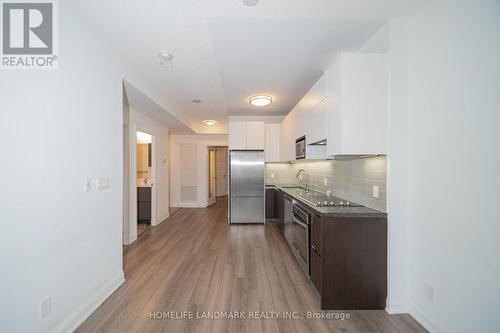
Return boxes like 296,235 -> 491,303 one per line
292,214 -> 308,228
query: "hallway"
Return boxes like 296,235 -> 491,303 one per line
77,197 -> 425,333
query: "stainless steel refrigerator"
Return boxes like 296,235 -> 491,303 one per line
229,150 -> 265,224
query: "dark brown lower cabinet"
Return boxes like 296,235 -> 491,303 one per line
312,215 -> 387,310
310,248 -> 322,293
265,188 -> 285,236
265,188 -> 275,221
275,189 -> 284,236
137,187 -> 152,222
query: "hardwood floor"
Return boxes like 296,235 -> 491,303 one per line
77,197 -> 426,333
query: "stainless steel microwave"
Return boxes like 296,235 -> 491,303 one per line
295,136 -> 306,159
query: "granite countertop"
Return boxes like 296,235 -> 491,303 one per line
266,183 -> 386,218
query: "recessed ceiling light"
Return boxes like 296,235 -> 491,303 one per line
203,120 -> 217,126
243,0 -> 259,7
249,95 -> 272,107
192,99 -> 202,103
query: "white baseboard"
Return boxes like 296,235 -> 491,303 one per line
385,298 -> 448,333
408,300 -> 447,333
51,271 -> 125,333
155,213 -> 170,226
385,297 -> 409,314
170,203 -> 206,208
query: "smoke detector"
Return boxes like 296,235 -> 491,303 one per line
158,51 -> 174,65
243,0 -> 259,7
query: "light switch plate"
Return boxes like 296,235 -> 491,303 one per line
425,283 -> 437,302
271,173 -> 275,179
85,178 -> 92,192
40,297 -> 51,318
372,185 -> 379,198
323,178 -> 328,186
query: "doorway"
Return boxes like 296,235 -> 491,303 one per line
215,147 -> 228,197
207,146 -> 228,207
207,148 -> 216,206
136,130 -> 154,236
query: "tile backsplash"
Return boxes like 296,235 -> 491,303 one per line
265,156 -> 387,212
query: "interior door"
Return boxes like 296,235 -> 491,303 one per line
215,148 -> 227,196
207,148 -> 216,206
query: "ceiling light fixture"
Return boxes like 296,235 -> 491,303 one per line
249,95 -> 272,107
203,120 -> 217,126
243,0 -> 259,7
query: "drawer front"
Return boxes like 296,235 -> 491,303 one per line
311,215 -> 321,255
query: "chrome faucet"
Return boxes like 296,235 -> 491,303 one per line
296,169 -> 310,192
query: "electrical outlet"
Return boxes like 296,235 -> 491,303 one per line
40,297 -> 51,318
323,178 -> 328,186
372,185 -> 379,198
84,178 -> 92,192
425,283 -> 437,302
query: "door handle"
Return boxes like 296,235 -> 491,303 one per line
292,215 -> 308,228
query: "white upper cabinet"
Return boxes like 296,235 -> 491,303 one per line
246,121 -> 265,150
303,73 -> 327,113
289,105 -> 305,142
279,113 -> 294,162
228,121 -> 247,150
228,121 -> 265,150
326,53 -> 388,156
304,74 -> 328,145
305,95 -> 328,145
279,104 -> 306,162
265,123 -> 280,162
278,52 -> 387,160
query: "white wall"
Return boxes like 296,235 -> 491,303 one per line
0,1 -> 178,332
405,1 -> 500,332
123,106 -> 170,245
170,135 -> 228,207
362,1 -> 500,332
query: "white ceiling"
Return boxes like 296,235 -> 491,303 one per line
73,0 -> 424,133
123,80 -> 193,134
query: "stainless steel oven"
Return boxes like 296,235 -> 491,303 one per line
295,136 -> 306,159
291,203 -> 311,275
